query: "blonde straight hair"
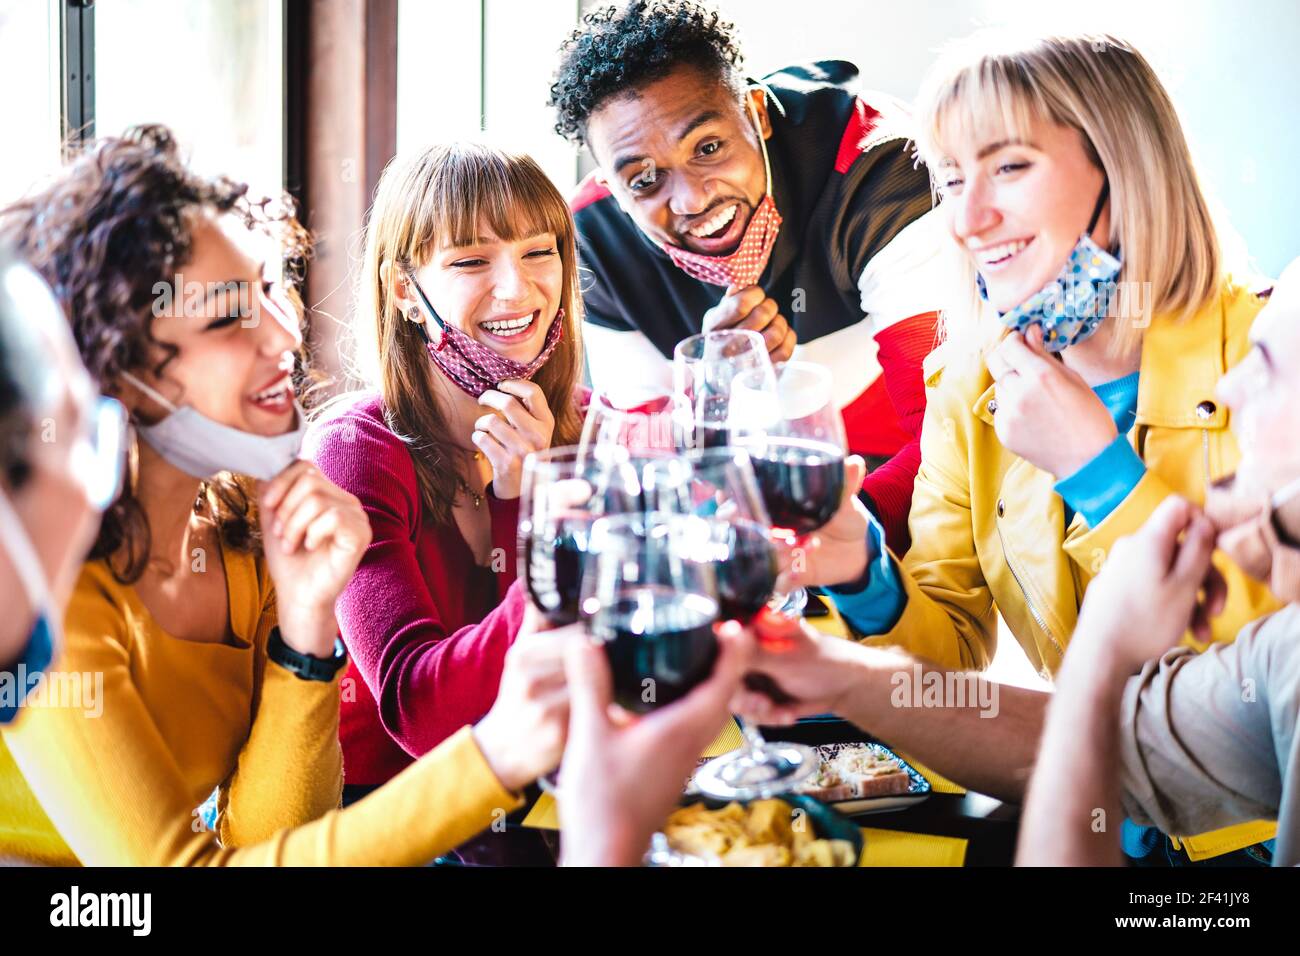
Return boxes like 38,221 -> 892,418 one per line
914,31 -> 1223,356
339,142 -> 584,526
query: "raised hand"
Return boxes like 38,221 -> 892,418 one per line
259,460 -> 372,657
473,379 -> 556,499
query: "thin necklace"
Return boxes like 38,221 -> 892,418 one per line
456,450 -> 486,509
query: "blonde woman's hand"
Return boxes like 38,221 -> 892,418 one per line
984,326 -> 1118,479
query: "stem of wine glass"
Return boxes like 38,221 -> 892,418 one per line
738,715 -> 768,755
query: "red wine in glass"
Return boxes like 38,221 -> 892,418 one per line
523,516 -> 590,626
587,586 -> 720,713
747,437 -> 846,537
714,519 -> 780,622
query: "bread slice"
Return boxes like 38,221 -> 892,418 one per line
796,745 -> 915,803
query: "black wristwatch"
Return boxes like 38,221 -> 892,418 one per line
267,626 -> 348,682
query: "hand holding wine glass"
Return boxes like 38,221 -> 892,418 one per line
730,360 -> 849,616
771,455 -> 873,594
473,612 -> 587,793
557,621 -> 752,866
672,329 -> 773,451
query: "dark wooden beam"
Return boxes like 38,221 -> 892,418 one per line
288,0 -> 398,388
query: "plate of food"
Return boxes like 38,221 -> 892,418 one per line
652,794 -> 863,867
684,739 -> 930,816
792,742 -> 931,814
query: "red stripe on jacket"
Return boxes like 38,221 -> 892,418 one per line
571,173 -> 612,213
834,99 -> 883,174
846,311 -> 939,556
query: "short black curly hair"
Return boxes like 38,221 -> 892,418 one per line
549,1 -> 745,147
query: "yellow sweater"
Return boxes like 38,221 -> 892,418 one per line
0,542 -> 521,865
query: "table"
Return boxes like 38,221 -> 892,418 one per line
444,714 -> 1021,867
443,597 -> 1022,866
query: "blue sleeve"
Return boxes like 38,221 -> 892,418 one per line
825,511 -> 907,635
1054,435 -> 1147,529
0,616 -> 54,724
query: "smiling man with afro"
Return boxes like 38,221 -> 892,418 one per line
549,0 -> 951,554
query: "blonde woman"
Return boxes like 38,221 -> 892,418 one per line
307,143 -> 587,795
786,31 -> 1277,672
757,31 -> 1280,861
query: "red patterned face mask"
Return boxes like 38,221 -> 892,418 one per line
662,194 -> 783,288
408,274 -> 565,398
661,94 -> 782,288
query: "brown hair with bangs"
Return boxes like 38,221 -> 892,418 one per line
342,142 -> 584,526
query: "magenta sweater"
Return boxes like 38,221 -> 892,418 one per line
306,393 -> 525,785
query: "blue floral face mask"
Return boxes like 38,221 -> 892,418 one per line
977,183 -> 1121,352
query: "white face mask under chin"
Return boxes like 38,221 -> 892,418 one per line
121,372 -> 306,481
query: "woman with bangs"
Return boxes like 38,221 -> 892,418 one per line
0,126 -> 577,865
307,143 -> 588,796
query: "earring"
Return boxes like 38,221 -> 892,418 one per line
408,306 -> 421,322
126,423 -> 141,498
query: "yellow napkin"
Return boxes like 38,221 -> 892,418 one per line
701,718 -> 744,758
522,719 -> 745,830
858,827 -> 968,867
896,754 -> 967,795
521,793 -> 561,830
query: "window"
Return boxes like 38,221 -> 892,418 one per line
397,0 -> 581,192
94,0 -> 284,198
0,0 -> 62,205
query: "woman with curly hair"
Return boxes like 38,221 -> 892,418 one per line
0,126 -> 574,865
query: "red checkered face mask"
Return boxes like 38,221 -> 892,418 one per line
407,274 -> 565,398
661,95 -> 782,288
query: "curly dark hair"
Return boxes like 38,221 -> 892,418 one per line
0,124 -> 313,583
549,1 -> 745,146
0,272 -> 35,491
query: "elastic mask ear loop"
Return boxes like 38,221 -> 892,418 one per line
747,92 -> 774,201
1087,179 -> 1111,244
120,371 -> 180,415
405,271 -> 447,347
0,487 -> 49,612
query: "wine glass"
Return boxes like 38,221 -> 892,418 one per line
643,448 -> 820,800
579,512 -> 721,714
579,391 -> 678,460
642,447 -> 777,623
729,361 -> 848,617
671,329 -> 773,451
519,445 -> 644,627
